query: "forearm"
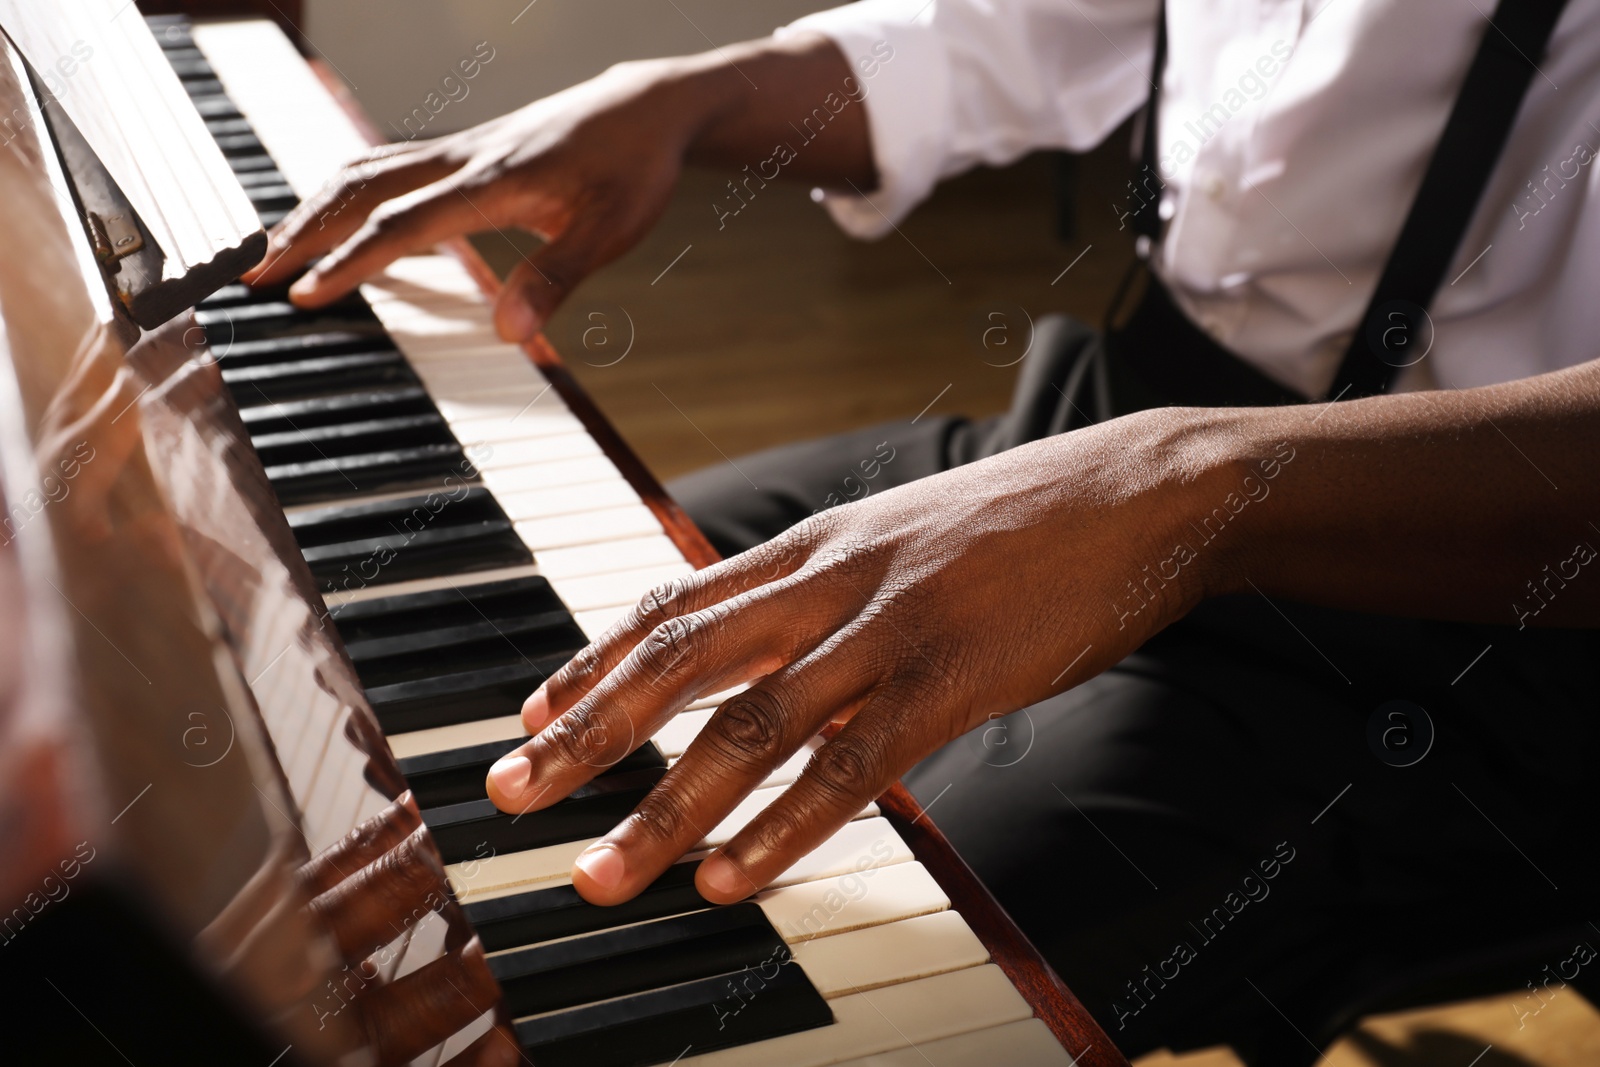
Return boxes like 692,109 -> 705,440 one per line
1166,359 -> 1600,628
633,34 -> 876,189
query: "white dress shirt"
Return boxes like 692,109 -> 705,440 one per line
779,0 -> 1600,397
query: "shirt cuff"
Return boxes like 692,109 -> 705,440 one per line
777,0 -> 951,239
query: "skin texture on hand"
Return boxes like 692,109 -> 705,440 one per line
243,33 -> 871,341
488,360 -> 1600,907
487,410 -> 1223,906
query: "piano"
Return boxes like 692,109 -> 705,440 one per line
0,6 -> 1131,1065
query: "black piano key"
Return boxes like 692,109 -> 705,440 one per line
212,331 -> 380,364
236,386 -> 438,435
147,14 -> 194,48
466,862 -> 710,953
257,208 -> 292,228
346,608 -> 581,685
493,904 -> 790,1019
398,739 -> 664,810
204,116 -> 254,138
184,77 -> 227,98
246,183 -> 298,206
422,767 -> 663,866
516,958 -> 832,1067
288,487 -> 530,592
365,658 -> 569,734
195,299 -> 380,337
234,168 -> 291,189
226,151 -> 280,172
222,351 -> 416,405
185,94 -> 241,119
251,412 -> 455,465
329,574 -> 569,640
166,53 -> 215,81
266,445 -> 474,505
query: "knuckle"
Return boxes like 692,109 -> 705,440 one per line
637,614 -> 700,686
747,803 -> 809,859
634,576 -> 692,630
628,786 -> 699,847
543,708 -> 608,767
709,692 -> 788,762
806,735 -> 886,807
556,641 -> 604,689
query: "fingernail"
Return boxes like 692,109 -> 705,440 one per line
288,273 -> 318,301
521,688 -> 552,732
699,854 -> 749,900
573,844 -> 626,892
487,755 -> 530,798
500,298 -> 538,343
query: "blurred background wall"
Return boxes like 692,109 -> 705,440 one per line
305,0 -> 838,137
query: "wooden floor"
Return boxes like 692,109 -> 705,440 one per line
472,133 -> 1599,1066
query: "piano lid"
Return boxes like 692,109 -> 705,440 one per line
0,0 -> 265,328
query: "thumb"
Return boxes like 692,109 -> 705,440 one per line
494,210 -> 614,343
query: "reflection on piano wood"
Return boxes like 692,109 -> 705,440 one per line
0,8 -> 1131,1066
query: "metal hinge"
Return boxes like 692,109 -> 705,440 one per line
86,209 -> 144,267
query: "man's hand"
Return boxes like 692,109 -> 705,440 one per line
243,34 -> 872,341
486,358 -> 1600,908
485,412 -> 1221,906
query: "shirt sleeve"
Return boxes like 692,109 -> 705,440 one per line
776,0 -> 1160,238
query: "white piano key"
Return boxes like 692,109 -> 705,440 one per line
388,713 -> 526,762
830,1019 -> 1077,1067
573,605 -> 631,639
412,360 -> 545,397
470,432 -> 604,468
497,480 -> 643,523
319,564 -> 542,611
518,505 -> 663,553
653,710 -> 712,757
761,862 -> 946,944
457,814 -> 913,907
790,911 -> 987,997
378,330 -> 514,361
674,965 -> 1035,1067
534,533 -> 686,578
191,22 -> 370,195
361,255 -> 488,300
547,561 -> 691,613
446,783 -> 879,900
477,456 -> 624,497
445,402 -> 586,440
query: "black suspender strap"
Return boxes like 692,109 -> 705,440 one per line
1133,1 -> 1570,401
1330,0 -> 1570,398
1131,5 -> 1167,247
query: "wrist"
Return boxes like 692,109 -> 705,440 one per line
1122,406 -> 1298,604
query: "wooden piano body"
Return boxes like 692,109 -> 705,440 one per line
0,7 -> 1130,1065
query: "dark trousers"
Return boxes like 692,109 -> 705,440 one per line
667,300 -> 1600,1061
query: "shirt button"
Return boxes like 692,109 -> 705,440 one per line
1203,176 -> 1226,200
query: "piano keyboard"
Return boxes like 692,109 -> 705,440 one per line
156,15 -> 1076,1067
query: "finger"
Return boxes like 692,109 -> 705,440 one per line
493,203 -> 625,342
360,936 -> 499,1066
309,825 -> 449,964
519,537 -> 810,735
299,791 -> 421,897
697,697 -> 914,904
284,175 -> 488,307
487,570 -> 852,817
243,146 -> 451,287
569,643 -> 877,905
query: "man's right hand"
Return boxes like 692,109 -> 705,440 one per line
243,34 -> 873,342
